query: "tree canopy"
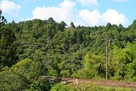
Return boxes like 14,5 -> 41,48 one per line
1,17 -> 136,90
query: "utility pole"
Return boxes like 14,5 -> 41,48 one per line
106,37 -> 108,80
105,36 -> 112,80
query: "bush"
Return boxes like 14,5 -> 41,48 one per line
0,71 -> 29,91
51,83 -> 74,91
29,78 -> 51,91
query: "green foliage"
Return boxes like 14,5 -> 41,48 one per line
10,59 -> 48,81
77,52 -> 105,79
108,43 -> 136,81
0,59 -> 51,91
124,43 -> 136,81
48,69 -> 58,76
0,12 -> 7,24
10,59 -> 33,79
51,83 -> 134,91
28,78 -> 51,91
0,70 -> 29,91
1,18 -> 136,90
60,70 -> 70,77
70,22 -> 75,28
2,19 -> 136,80
0,26 -> 18,67
51,83 -> 75,91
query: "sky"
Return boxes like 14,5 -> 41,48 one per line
0,0 -> 136,27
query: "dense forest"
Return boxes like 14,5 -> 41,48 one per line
0,17 -> 136,90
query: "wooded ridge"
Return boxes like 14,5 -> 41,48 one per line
0,18 -> 136,90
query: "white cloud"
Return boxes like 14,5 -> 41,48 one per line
0,0 -> 21,16
32,0 -> 77,25
103,9 -> 127,25
114,0 -> 129,2
80,9 -> 103,26
77,0 -> 98,7
59,0 -> 75,8
79,9 -> 127,26
23,0 -> 36,3
32,0 -> 127,26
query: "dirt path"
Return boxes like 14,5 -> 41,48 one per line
61,78 -> 136,88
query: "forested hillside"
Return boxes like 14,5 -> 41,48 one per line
0,18 -> 136,90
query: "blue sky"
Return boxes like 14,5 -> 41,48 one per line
0,0 -> 136,27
